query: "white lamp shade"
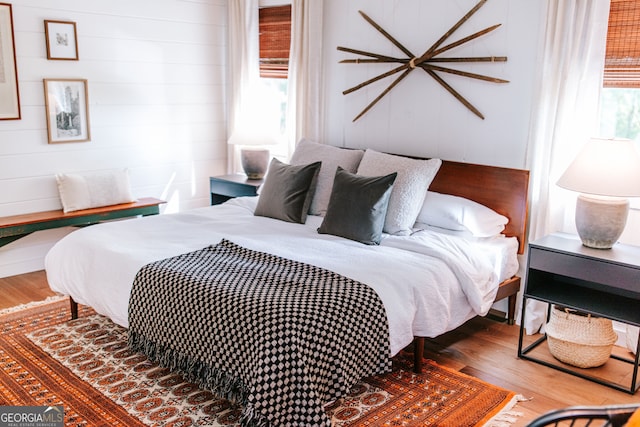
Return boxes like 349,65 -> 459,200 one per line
557,137 -> 640,197
227,127 -> 279,146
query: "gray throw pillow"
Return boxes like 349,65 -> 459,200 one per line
318,167 -> 397,245
254,158 -> 321,224
290,139 -> 365,216
357,149 -> 442,235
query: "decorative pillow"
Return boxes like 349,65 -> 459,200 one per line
290,139 -> 365,216
254,158 -> 321,224
356,149 -> 442,235
318,167 -> 397,245
55,169 -> 135,213
414,191 -> 509,237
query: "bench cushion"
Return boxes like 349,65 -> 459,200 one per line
56,169 -> 135,213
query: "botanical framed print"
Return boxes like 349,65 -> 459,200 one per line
0,3 -> 21,120
44,20 -> 78,60
44,79 -> 91,143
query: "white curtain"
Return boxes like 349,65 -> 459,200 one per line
522,0 -> 610,334
286,0 -> 324,155
227,0 -> 260,173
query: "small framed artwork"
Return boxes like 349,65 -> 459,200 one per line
44,79 -> 91,144
44,20 -> 79,60
0,3 -> 21,120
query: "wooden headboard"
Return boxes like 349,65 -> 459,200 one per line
429,160 -> 530,254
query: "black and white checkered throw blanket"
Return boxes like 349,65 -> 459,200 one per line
128,239 -> 391,426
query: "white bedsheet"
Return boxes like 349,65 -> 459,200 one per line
45,197 -> 518,356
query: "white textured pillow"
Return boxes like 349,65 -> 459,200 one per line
56,169 -> 135,213
357,150 -> 442,235
414,191 -> 508,237
290,139 -> 365,215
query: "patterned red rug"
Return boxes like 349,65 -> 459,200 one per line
0,299 -> 521,426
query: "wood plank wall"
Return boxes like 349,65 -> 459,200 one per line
0,0 -> 228,277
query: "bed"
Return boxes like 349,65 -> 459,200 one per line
45,143 -> 529,427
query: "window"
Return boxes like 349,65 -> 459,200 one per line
599,88 -> 640,139
258,4 -> 291,157
259,5 -> 291,79
604,0 -> 640,88
599,0 -> 640,140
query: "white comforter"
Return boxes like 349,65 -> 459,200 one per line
45,197 -> 516,356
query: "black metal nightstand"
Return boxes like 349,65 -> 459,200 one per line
209,174 -> 263,205
518,233 -> 640,394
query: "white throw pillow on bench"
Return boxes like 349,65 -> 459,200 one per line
56,169 -> 136,213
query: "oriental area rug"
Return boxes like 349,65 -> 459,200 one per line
0,299 -> 522,427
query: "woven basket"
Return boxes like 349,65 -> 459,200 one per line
545,307 -> 618,368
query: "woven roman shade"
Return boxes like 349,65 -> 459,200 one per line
259,5 -> 291,79
605,0 -> 640,88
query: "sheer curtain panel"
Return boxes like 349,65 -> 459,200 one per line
227,0 -> 260,173
287,0 -> 324,156
523,0 -> 610,334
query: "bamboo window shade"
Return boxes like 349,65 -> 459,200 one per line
605,0 -> 640,88
259,5 -> 291,79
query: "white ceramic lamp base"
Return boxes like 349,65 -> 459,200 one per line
240,148 -> 270,180
575,194 -> 628,249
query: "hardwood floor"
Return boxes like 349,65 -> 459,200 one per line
0,270 -> 57,310
1,271 -> 637,426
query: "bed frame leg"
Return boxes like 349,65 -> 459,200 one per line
507,294 -> 516,325
70,297 -> 78,320
413,337 -> 424,374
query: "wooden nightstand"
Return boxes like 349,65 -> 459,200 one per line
210,174 -> 263,205
518,233 -> 640,394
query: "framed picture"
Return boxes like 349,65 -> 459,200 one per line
44,20 -> 78,60
44,79 -> 91,143
0,3 -> 21,120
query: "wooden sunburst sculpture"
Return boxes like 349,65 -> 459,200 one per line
338,0 -> 508,122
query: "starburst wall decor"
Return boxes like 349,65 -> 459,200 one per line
338,0 -> 508,122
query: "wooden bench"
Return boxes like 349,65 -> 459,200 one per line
1,197 -> 166,320
0,197 -> 166,249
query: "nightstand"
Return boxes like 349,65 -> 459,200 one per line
518,233 -> 640,394
210,174 -> 263,205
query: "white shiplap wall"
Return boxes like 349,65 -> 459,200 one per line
322,0 -> 543,169
0,0 -> 228,277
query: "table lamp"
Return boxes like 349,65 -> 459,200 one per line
228,128 -> 278,180
557,137 -> 640,249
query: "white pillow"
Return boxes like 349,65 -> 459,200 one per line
414,191 -> 508,237
56,169 -> 136,213
357,149 -> 442,235
290,138 -> 365,215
